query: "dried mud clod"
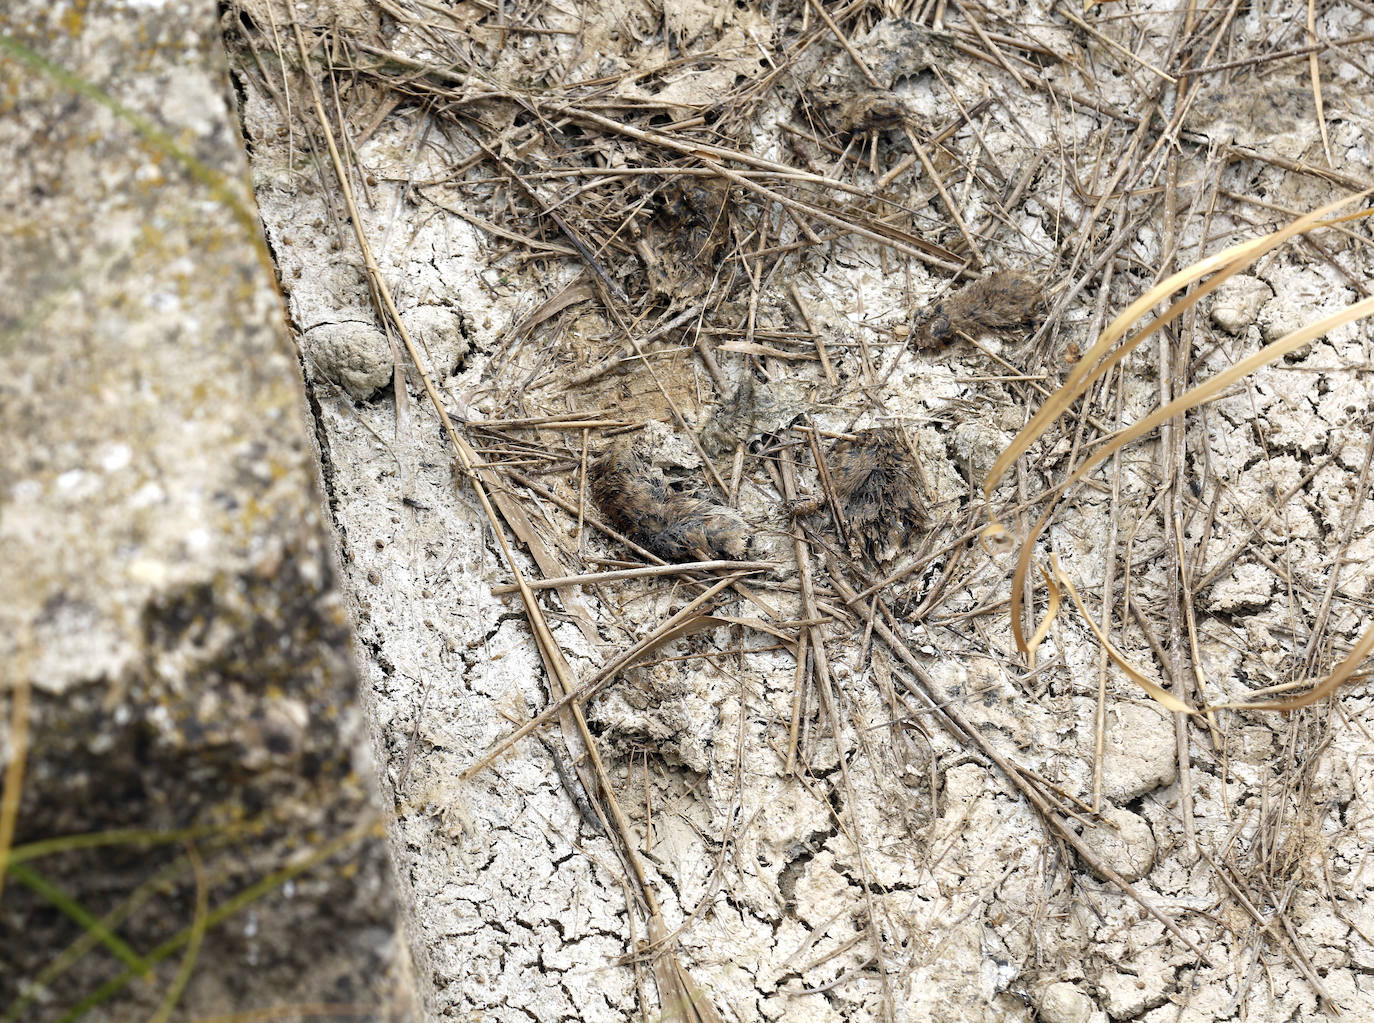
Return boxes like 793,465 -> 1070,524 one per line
913,270 -> 1043,349
699,376 -> 761,456
803,427 -> 928,561
591,440 -> 748,562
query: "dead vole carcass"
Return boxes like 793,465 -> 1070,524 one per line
591,440 -> 748,562
913,270 -> 1043,349
797,427 -> 928,561
699,376 -> 762,457
812,86 -> 909,136
661,177 -> 731,263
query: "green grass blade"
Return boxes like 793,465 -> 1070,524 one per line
54,819 -> 377,1023
6,823 -> 249,866
4,863 -> 151,976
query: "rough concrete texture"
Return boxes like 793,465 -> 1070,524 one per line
0,2 -> 409,1020
223,0 -> 1374,1020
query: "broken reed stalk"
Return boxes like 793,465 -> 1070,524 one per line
777,446 -> 826,775
488,560 -> 777,594
1158,158 -> 1197,853
825,568 -> 1215,967
983,192 -> 1374,712
462,574 -> 742,778
287,24 -> 706,987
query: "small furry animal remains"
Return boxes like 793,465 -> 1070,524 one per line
913,270 -> 1042,349
591,441 -> 748,562
799,427 -> 927,561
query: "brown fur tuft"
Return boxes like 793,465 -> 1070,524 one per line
591,441 -> 748,562
913,271 -> 1043,350
824,427 -> 928,560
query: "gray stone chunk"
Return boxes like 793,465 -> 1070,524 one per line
0,2 -> 409,1018
1099,703 -> 1178,803
305,320 -> 396,399
1037,982 -> 1099,1023
1078,807 -> 1158,884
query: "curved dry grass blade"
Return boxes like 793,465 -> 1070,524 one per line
992,201 -> 1374,659
1222,621 -> 1374,712
1000,502 -> 1055,656
1024,560 -> 1061,660
1054,560 -> 1194,714
1308,0 -> 1334,168
1070,291 -> 1374,495
983,192 -> 1371,504
1011,288 -> 1374,660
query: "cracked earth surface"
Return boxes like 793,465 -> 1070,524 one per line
227,0 -> 1374,1018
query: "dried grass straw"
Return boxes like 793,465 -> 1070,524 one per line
982,191 -> 1374,713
